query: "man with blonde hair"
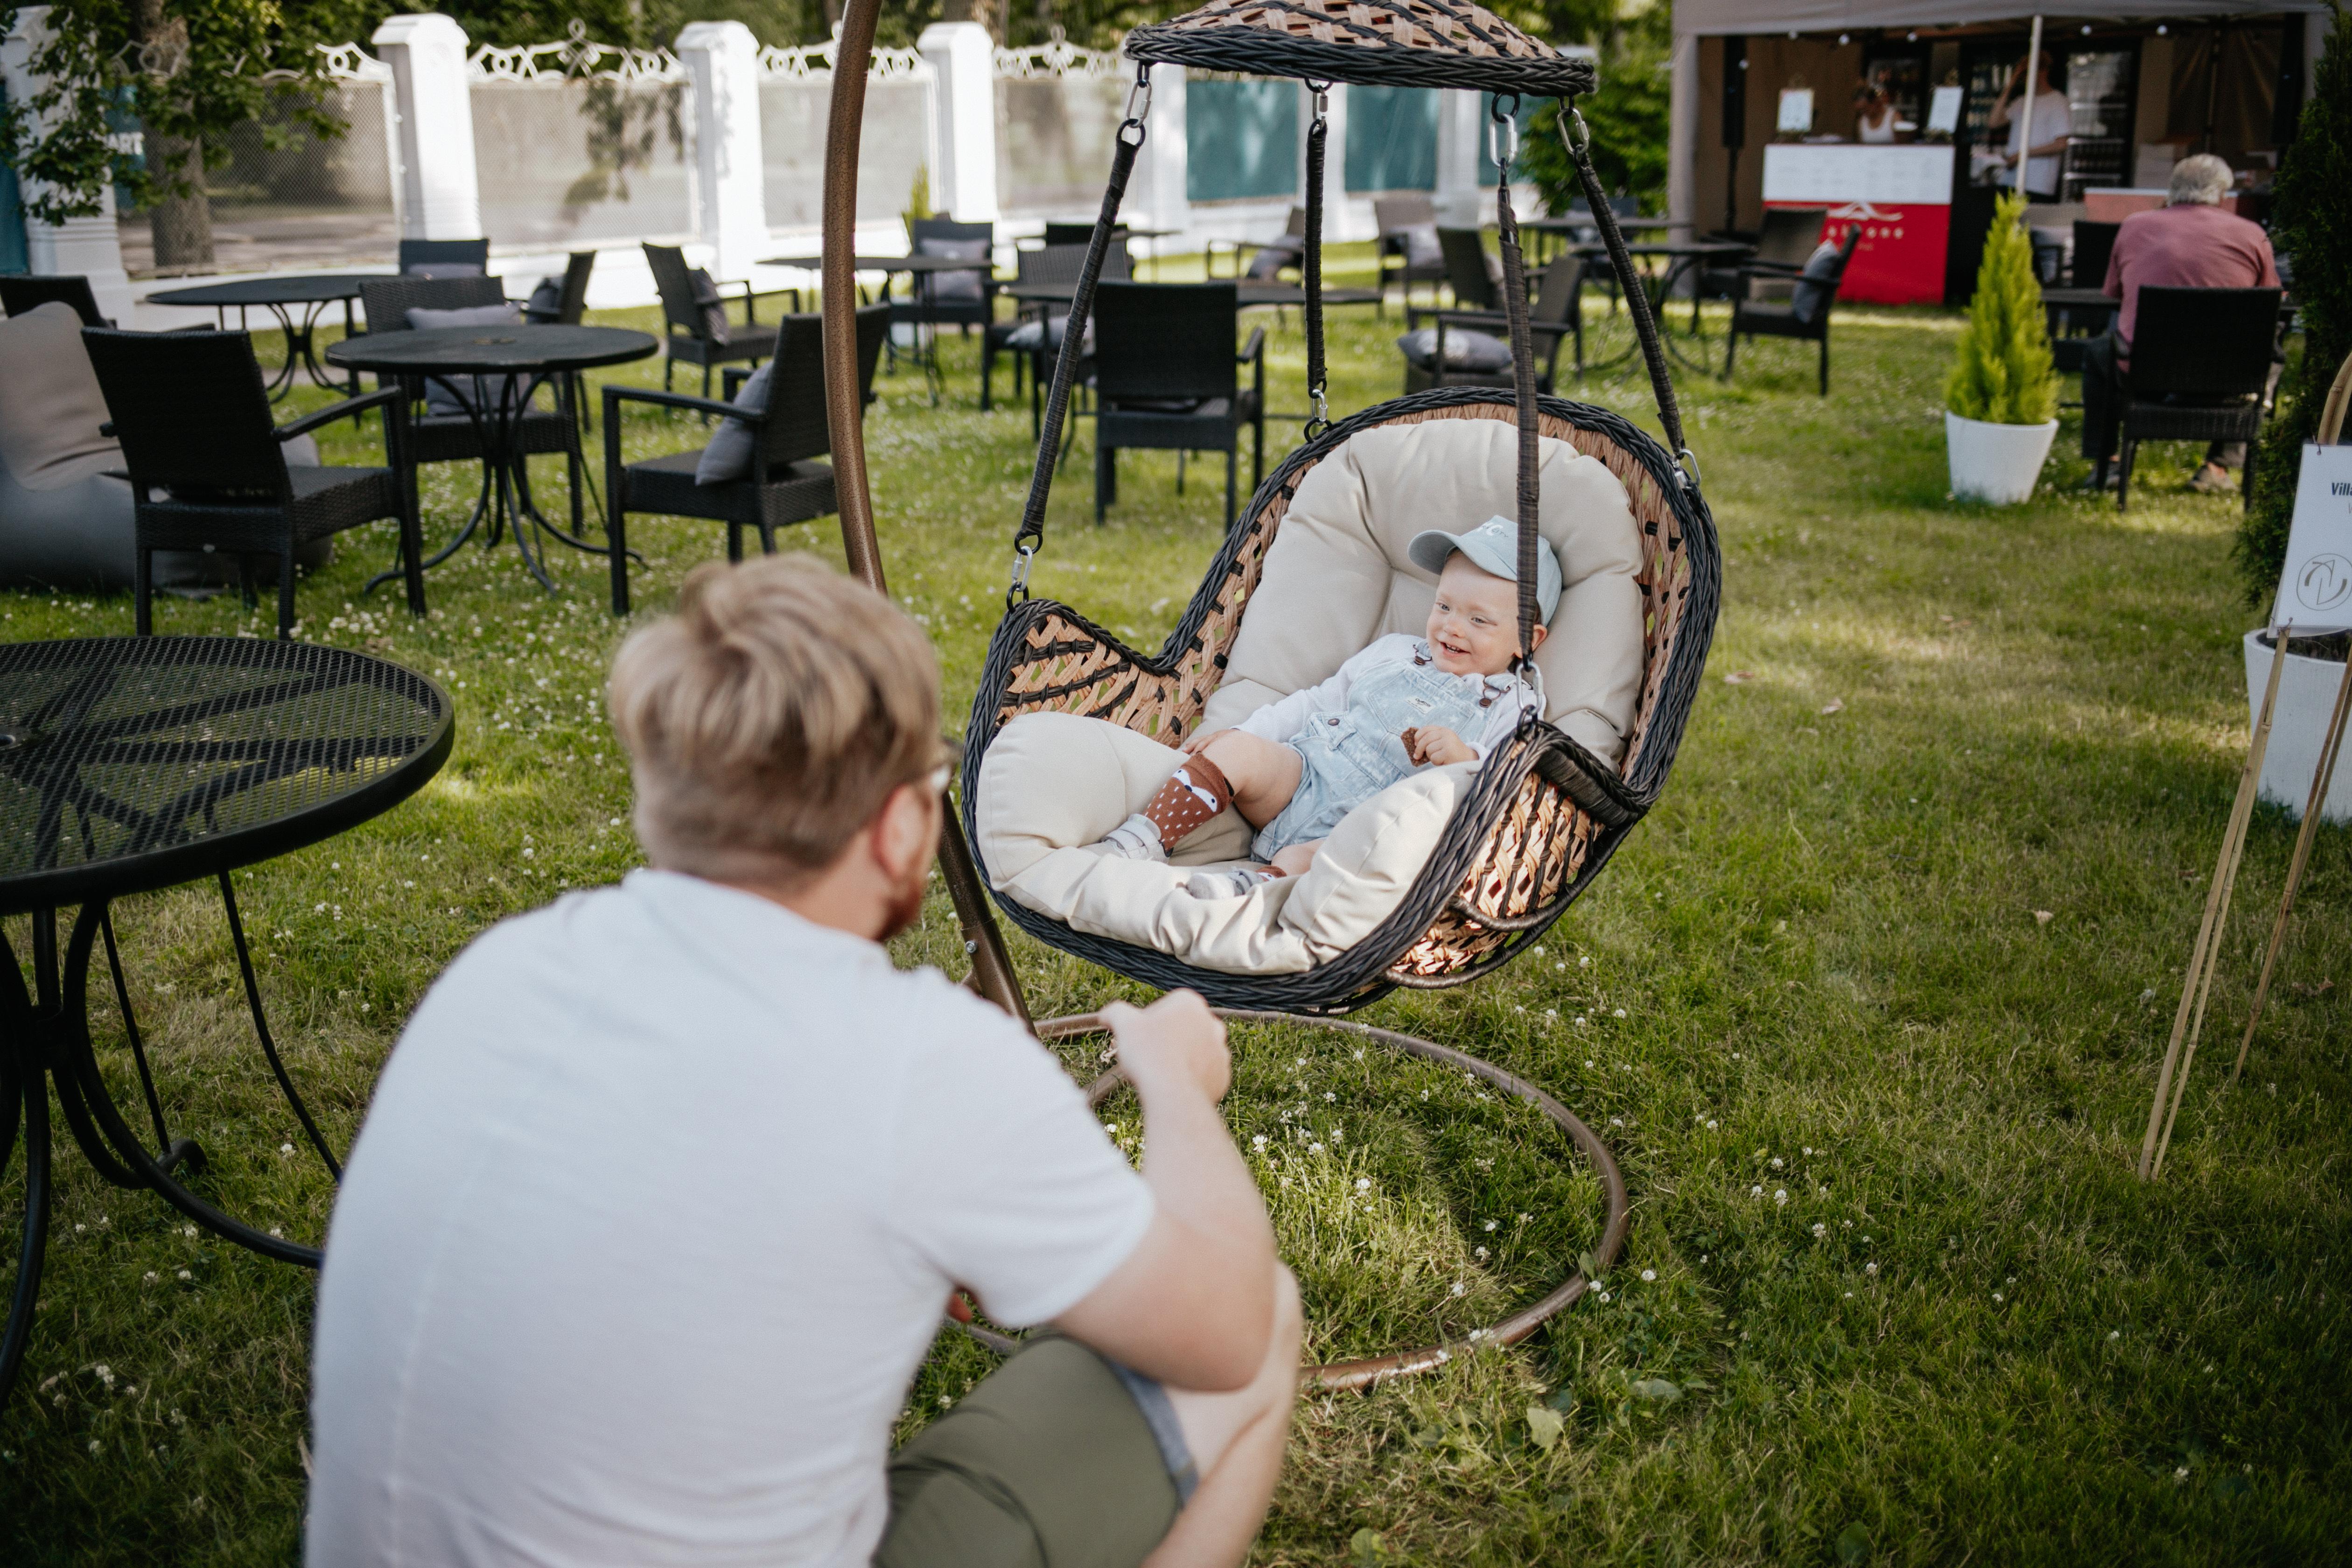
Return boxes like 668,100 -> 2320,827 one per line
2081,152 -> 2280,493
306,554 -> 1300,1568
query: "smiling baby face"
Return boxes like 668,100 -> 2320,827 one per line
1425,555 -> 1547,677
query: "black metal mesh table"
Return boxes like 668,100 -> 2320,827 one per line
144,273 -> 394,402
0,637 -> 453,1406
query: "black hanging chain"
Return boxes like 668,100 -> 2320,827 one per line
1302,83 -> 1330,440
1561,104 -> 1693,481
1491,95 -> 1542,679
1009,66 -> 1149,608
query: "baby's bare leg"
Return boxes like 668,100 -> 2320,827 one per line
1268,840 -> 1321,878
1198,732 -> 1303,829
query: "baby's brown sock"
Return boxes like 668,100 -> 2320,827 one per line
1140,754 -> 1233,849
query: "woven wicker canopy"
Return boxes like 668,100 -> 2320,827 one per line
1125,0 -> 1598,96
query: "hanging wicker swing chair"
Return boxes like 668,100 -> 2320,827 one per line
815,0 -> 1717,1386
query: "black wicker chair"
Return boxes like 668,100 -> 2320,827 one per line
1692,205 -> 1824,325
523,251 -> 597,325
81,329 -> 423,637
2115,286 -> 2284,512
398,238 -> 490,275
1087,282 -> 1265,531
0,273 -> 111,326
1374,194 -> 1445,315
984,243 -> 1131,430
356,275 -> 588,545
1211,207 -> 1305,282
1723,224 -> 1860,395
602,305 -> 888,613
1400,255 -> 1586,392
643,242 -> 796,399
898,217 -> 999,336
1436,225 -> 1502,310
2046,220 -> 2123,376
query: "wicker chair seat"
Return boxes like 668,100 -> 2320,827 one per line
2120,395 -> 2263,443
617,448 -> 838,526
145,465 -> 404,550
404,405 -> 575,466
961,388 -> 1717,1013
667,322 -> 779,369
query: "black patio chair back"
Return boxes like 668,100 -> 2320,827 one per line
602,305 -> 889,612
1096,282 -> 1238,406
1437,226 -> 1499,311
81,327 -> 423,636
0,273 -> 109,326
1754,206 -> 1828,270
1043,222 -> 1101,247
360,273 -> 507,335
1724,223 -> 1860,395
1090,281 -> 1266,530
911,217 -> 994,249
2072,220 -> 2121,288
551,250 -> 596,324
644,241 -> 710,339
2130,287 -> 2281,400
1374,194 -> 1443,314
398,238 -> 490,275
2114,286 -> 2284,510
903,217 -> 997,332
643,241 -> 781,397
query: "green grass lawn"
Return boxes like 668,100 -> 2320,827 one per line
4,250 -> 2348,1564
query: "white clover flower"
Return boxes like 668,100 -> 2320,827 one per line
1475,1246 -> 1488,1260
1770,1156 -> 1784,1169
1309,1141 -> 1325,1154
1449,1281 -> 1466,1297
1575,1016 -> 1589,1026
280,1143 -> 294,1156
1774,1189 -> 1788,1205
1751,1184 -> 1764,1197
2108,1330 -> 2121,1341
1531,946 -> 1545,957
1579,956 -> 1591,967
1483,1218 -> 1498,1232
1355,1178 -> 1370,1191
1992,1291 -> 2003,1303
1640,1269 -> 1656,1282
1613,1008 -> 1627,1019
1811,1223 -> 1827,1238
1596,1290 -> 1610,1302
1323,1091 -> 1337,1102
1865,1262 -> 1878,1275
1252,1135 -> 1267,1150
2175,1467 -> 2188,1481
1803,1146 -> 1813,1155
143,1272 -> 157,1285
1706,1119 -> 1719,1130
176,1269 -> 191,1281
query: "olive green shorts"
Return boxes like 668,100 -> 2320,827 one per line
875,1337 -> 1197,1568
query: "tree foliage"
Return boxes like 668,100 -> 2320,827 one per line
1522,0 -> 1670,214
0,0 -> 375,222
2239,0 -> 2351,604
1946,192 -> 2058,426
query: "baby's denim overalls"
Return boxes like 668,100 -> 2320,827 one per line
1253,641 -> 1517,860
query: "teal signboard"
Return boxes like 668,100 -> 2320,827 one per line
1186,78 -> 1299,203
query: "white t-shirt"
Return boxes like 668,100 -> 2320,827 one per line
2000,88 -> 2071,196
306,870 -> 1154,1568
1235,632 -> 1541,760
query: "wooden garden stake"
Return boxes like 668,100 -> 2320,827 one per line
2139,625 -> 2289,1180
2229,649 -> 2352,1084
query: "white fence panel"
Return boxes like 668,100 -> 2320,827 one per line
759,42 -> 931,235
994,39 -> 1128,220
468,32 -> 693,248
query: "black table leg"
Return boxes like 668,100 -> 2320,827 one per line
0,939 -> 53,1407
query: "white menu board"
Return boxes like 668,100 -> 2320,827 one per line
1762,144 -> 1955,208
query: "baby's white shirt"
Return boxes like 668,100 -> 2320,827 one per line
1232,633 -> 1540,760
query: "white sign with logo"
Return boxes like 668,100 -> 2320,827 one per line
1777,89 -> 1814,134
2275,443 -> 2352,634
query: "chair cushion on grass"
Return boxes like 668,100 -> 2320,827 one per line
1204,415 -> 1646,768
975,711 -> 1477,974
915,238 -> 990,303
1790,240 -> 1843,325
1395,325 -> 1514,374
694,360 -> 772,486
1003,315 -> 1093,357
0,302 -> 122,491
406,303 -> 524,416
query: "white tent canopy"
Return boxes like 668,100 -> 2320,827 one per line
1664,5 -> 2335,240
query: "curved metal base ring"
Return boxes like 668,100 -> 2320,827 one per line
961,1009 -> 1629,1392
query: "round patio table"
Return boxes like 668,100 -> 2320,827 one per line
0,635 -> 453,1407
144,273 -> 394,402
1574,239 -> 1754,374
759,254 -> 996,403
329,324 -> 657,595
1002,280 -> 1382,311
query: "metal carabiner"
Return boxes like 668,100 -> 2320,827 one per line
1488,94 -> 1519,172
1563,106 -> 1592,158
1005,542 -> 1036,608
1310,83 -> 1330,128
1676,446 -> 1703,491
1123,66 -> 1154,127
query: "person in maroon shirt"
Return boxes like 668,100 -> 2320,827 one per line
2080,154 -> 2282,493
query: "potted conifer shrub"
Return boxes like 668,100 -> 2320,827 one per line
1945,191 -> 2059,504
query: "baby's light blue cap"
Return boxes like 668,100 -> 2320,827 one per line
1407,514 -> 1561,624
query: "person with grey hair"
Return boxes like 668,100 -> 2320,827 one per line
2079,153 -> 2280,493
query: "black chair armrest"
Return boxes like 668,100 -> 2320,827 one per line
1422,308 -> 1511,331
1737,260 -> 1805,280
1238,325 -> 1267,364
602,384 -> 742,422
275,385 -> 406,441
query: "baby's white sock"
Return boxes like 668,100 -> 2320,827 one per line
1097,812 -> 1167,861
1183,866 -> 1281,899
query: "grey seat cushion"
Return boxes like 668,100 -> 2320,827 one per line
1789,241 -> 1843,326
915,238 -> 989,303
694,359 -> 771,486
1396,224 -> 1442,269
1396,326 -> 1514,373
405,261 -> 486,279
406,302 -> 526,416
0,302 -> 122,492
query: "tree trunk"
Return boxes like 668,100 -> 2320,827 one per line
147,133 -> 214,273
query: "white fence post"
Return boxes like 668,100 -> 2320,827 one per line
1131,63 -> 1189,244
1433,88 -> 1485,227
678,21 -> 767,280
918,21 -> 998,224
372,12 -> 481,240
0,6 -> 132,319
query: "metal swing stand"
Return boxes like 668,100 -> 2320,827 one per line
817,0 -> 1646,1386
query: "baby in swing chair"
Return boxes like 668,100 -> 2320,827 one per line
1093,514 -> 1558,898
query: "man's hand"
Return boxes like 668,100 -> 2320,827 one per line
1103,992 -> 1230,1105
1180,727 -> 1232,757
1402,725 -> 1476,767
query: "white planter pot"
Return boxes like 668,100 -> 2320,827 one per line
2242,630 -> 2352,824
1946,411 -> 2058,504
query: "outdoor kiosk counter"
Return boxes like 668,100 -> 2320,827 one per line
1761,143 -> 1956,306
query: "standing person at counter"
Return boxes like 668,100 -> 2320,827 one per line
2078,154 -> 2281,494
1855,83 -> 1899,144
1987,56 -> 2071,201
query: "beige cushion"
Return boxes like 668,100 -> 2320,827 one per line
1204,417 -> 1645,767
976,712 -> 1476,974
0,303 -> 121,493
